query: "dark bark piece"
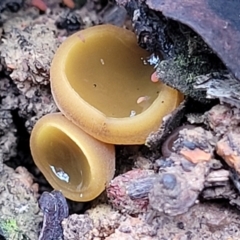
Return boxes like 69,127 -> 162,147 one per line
38,190 -> 69,240
145,100 -> 186,150
145,0 -> 240,80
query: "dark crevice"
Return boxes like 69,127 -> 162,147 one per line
0,235 -> 6,240
6,110 -> 53,195
6,110 -> 31,169
6,110 -> 86,214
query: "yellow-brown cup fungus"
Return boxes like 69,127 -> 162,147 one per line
30,113 -> 115,201
50,24 -> 184,145
30,24 -> 184,202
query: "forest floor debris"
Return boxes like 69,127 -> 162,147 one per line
1,0 -> 240,239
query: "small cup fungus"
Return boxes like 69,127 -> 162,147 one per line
50,24 -> 184,144
30,113 -> 115,201
30,24 -> 184,202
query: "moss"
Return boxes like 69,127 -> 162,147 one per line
0,165 -> 42,240
0,219 -> 25,239
156,29 -> 225,102
123,0 -> 226,102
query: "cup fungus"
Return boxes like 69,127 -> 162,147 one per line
30,113 -> 115,201
50,24 -> 184,144
30,24 -> 184,202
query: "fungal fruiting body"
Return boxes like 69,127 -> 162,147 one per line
50,24 -> 184,145
30,24 -> 184,202
30,113 -> 115,201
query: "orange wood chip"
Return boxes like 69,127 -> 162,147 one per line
63,0 -> 75,8
180,148 -> 211,164
31,0 -> 47,11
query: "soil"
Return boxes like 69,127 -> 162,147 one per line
1,0 -> 240,240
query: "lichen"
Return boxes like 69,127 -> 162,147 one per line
0,73 -> 57,139
62,214 -> 94,240
0,0 -> 23,24
0,7 -> 62,136
0,2 -> 103,136
0,77 -> 18,165
63,202 -> 240,239
0,8 -> 62,96
0,165 -> 42,239
62,204 -> 124,239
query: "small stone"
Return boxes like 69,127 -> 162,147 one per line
62,214 -> 93,240
161,173 -> 177,190
149,154 -> 210,216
